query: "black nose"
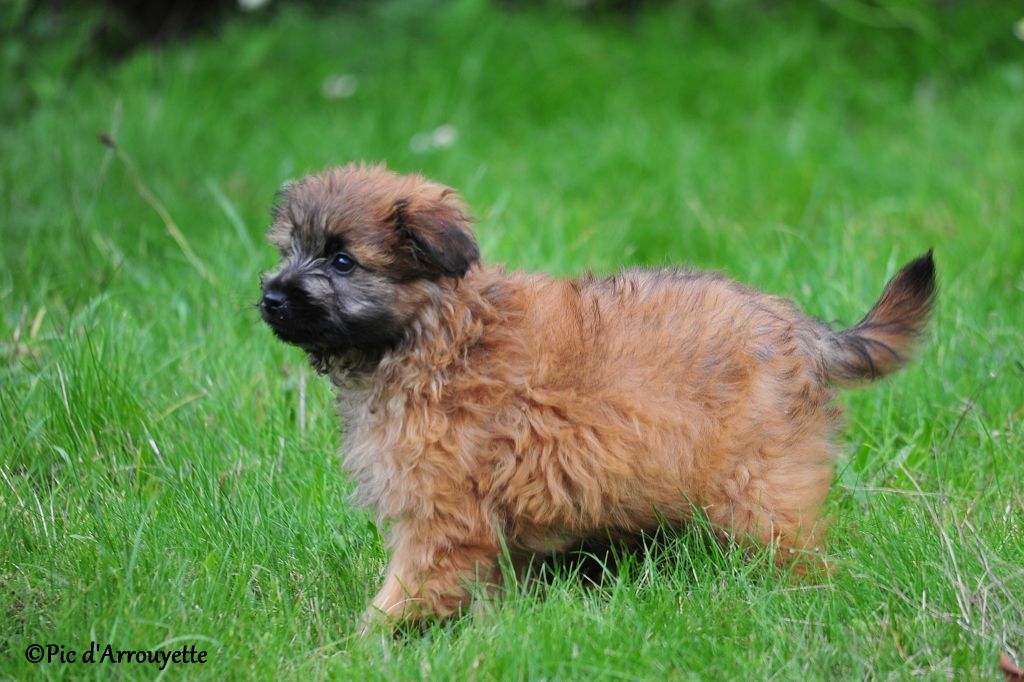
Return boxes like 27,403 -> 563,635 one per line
261,289 -> 287,311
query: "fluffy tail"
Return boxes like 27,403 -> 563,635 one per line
821,250 -> 937,387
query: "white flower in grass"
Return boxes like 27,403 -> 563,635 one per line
238,0 -> 271,11
432,124 -> 457,149
409,132 -> 433,154
410,124 -> 458,154
321,75 -> 358,100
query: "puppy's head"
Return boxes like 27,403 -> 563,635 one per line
259,163 -> 479,370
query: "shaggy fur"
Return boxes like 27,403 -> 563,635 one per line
259,163 -> 936,631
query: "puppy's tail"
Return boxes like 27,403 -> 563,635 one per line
820,250 -> 936,388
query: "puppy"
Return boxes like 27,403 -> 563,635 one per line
259,163 -> 936,630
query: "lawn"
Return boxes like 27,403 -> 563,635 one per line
2,1 -> 1023,678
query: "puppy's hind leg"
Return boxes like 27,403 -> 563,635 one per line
704,439 -> 835,572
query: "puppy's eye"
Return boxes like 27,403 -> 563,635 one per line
332,253 -> 356,274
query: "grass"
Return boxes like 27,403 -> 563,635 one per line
2,0 -> 1023,678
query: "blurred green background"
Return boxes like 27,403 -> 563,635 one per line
2,0 -> 1023,679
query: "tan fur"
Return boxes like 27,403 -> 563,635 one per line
259,164 -> 936,632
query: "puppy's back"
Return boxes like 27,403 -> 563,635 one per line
517,267 -> 819,405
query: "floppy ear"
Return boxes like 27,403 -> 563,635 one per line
392,192 -> 480,278
266,179 -> 296,251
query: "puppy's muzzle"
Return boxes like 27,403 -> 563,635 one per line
260,288 -> 288,314
259,273 -> 331,351
259,274 -> 299,328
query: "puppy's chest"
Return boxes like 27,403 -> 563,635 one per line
334,386 -> 437,519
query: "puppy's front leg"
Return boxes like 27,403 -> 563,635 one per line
360,518 -> 500,634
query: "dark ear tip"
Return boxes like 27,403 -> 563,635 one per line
394,194 -> 480,279
437,229 -> 481,277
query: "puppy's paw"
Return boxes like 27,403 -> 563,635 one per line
358,607 -> 390,638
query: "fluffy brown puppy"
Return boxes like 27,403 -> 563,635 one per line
259,163 -> 936,631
